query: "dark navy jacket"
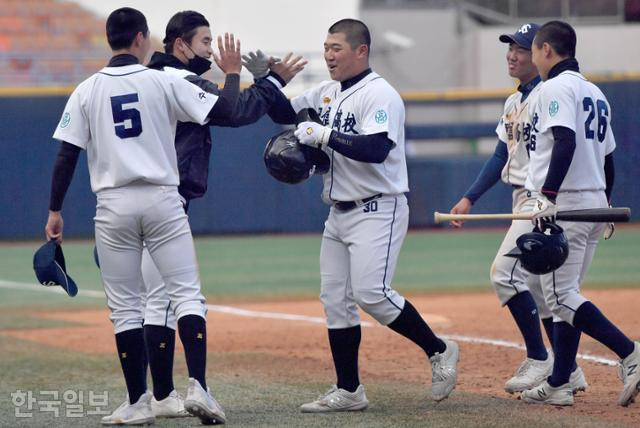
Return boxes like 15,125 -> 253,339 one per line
147,52 -> 287,201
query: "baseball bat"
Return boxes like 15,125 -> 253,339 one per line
434,207 -> 631,224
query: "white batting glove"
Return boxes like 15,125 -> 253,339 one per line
532,195 -> 557,227
603,222 -> 615,240
241,50 -> 270,79
294,121 -> 332,148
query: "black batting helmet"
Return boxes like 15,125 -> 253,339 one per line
504,222 -> 569,275
263,129 -> 330,184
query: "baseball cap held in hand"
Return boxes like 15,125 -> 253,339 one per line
33,240 -> 78,297
499,23 -> 540,50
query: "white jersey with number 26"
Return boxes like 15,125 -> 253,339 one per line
53,64 -> 218,193
290,72 -> 408,203
526,71 -> 616,192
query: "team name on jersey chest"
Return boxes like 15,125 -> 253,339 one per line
319,105 -> 358,134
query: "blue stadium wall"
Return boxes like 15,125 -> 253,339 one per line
1,81 -> 638,240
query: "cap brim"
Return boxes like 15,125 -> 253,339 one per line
499,34 -> 530,49
53,261 -> 78,297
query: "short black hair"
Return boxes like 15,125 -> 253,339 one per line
533,20 -> 576,58
163,11 -> 210,54
106,7 -> 149,50
328,19 -> 371,50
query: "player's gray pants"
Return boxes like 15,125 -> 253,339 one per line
320,194 -> 407,329
490,188 -> 551,319
94,183 -> 206,334
538,190 -> 607,325
141,247 -> 178,329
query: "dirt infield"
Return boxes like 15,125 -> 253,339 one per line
2,289 -> 639,425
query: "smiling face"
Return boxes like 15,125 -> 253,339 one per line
506,43 -> 538,83
323,32 -> 368,82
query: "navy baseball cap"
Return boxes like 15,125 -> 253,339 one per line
499,23 -> 540,50
33,240 -> 78,297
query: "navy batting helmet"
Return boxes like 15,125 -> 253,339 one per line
263,130 -> 330,184
504,222 -> 569,275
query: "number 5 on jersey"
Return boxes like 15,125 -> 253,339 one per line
111,93 -> 142,139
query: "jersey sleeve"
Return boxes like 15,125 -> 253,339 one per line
290,80 -> 333,113
358,82 -> 403,145
167,74 -> 220,125
52,86 -> 90,149
495,93 -> 516,141
538,79 -> 577,133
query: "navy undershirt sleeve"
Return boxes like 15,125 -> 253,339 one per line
541,126 -> 576,202
267,96 -> 297,124
604,152 -> 615,202
49,142 -> 81,211
327,131 -> 393,163
463,140 -> 508,204
206,74 -> 240,121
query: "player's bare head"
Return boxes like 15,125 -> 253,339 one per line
163,11 -> 210,54
106,7 -> 149,50
328,19 -> 371,51
533,21 -> 576,59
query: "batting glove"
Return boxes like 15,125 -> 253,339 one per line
241,50 -> 270,79
604,222 -> 615,240
294,121 -> 332,148
532,195 -> 557,228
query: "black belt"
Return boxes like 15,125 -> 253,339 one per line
334,194 -> 383,211
511,184 -> 524,189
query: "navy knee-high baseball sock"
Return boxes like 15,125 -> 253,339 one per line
542,317 -> 578,371
387,300 -> 446,358
506,292 -> 547,361
573,301 -> 635,359
144,325 -> 176,400
328,326 -> 361,393
178,315 -> 207,390
541,317 -> 554,348
115,328 -> 147,404
548,322 -> 581,387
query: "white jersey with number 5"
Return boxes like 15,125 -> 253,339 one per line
526,70 -> 616,192
290,72 -> 408,203
53,64 -> 218,193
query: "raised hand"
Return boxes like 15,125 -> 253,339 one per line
213,33 -> 242,75
270,52 -> 307,84
242,50 -> 271,79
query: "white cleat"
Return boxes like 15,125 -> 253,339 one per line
151,389 -> 190,418
300,384 -> 369,413
618,341 -> 640,407
504,355 -> 553,394
569,366 -> 588,394
520,380 -> 574,406
184,378 -> 226,424
101,391 -> 155,425
430,339 -> 459,402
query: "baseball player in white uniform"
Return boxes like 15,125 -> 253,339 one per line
520,20 -> 640,407
45,8 -> 227,425
268,19 -> 459,412
449,23 -> 587,395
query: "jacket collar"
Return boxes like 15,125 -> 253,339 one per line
548,58 -> 580,80
107,54 -> 139,67
147,51 -> 187,70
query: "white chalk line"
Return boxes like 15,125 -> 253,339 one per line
0,279 -> 618,366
